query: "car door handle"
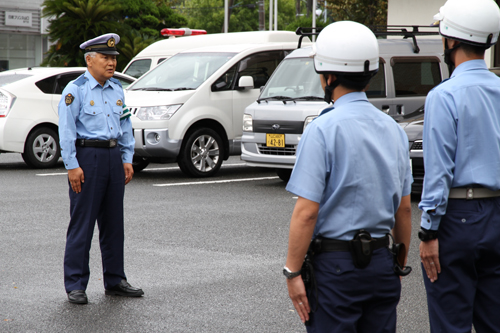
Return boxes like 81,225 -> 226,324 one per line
397,105 -> 404,115
382,105 -> 390,114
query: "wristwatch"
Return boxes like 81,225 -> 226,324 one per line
418,227 -> 438,241
283,266 -> 301,279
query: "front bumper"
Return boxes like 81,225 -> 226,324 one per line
241,132 -> 297,169
132,128 -> 181,159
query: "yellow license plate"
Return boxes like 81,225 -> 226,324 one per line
266,133 -> 285,147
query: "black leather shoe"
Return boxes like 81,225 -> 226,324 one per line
67,290 -> 88,304
105,279 -> 144,297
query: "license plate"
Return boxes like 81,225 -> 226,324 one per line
266,133 -> 285,147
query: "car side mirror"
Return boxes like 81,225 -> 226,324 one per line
238,76 -> 254,89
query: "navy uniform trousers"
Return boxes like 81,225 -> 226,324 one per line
423,197 -> 500,332
306,248 -> 401,333
64,146 -> 127,293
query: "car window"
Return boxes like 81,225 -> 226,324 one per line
55,73 -> 83,94
366,61 -> 386,98
157,58 -> 166,64
237,51 -> 286,89
0,74 -> 32,87
259,57 -> 323,99
35,75 -> 57,94
212,64 -> 238,91
114,75 -> 134,89
124,59 -> 152,79
391,57 -> 441,97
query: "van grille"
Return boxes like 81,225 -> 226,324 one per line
129,107 -> 139,115
258,144 -> 296,155
411,140 -> 423,150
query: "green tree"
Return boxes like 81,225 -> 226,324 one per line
327,0 -> 388,26
42,0 -> 188,70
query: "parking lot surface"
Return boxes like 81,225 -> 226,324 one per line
0,154 -> 430,332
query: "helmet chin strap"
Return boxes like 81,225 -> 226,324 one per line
444,38 -> 461,75
323,74 -> 340,104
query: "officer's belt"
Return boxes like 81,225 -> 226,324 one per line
314,235 -> 389,253
76,139 -> 117,148
449,187 -> 500,200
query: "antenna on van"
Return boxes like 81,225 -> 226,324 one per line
370,25 -> 440,54
295,27 -> 323,48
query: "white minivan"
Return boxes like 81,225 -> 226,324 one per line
122,30 -> 303,79
125,32 -> 309,176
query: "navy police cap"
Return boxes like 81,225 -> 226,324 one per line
80,33 -> 120,55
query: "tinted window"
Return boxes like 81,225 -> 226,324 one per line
392,58 -> 441,97
35,75 -> 57,94
212,65 -> 238,91
157,58 -> 166,64
55,73 -> 83,94
366,61 -> 386,98
124,59 -> 152,79
237,51 -> 285,89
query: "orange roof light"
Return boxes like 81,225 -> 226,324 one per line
161,28 -> 207,37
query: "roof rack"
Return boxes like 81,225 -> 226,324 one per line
296,25 -> 439,54
295,27 -> 323,48
370,25 -> 440,54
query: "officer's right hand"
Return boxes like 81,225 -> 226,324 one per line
287,276 -> 310,323
68,167 -> 84,193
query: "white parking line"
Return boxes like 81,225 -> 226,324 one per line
153,176 -> 279,187
35,163 -> 249,177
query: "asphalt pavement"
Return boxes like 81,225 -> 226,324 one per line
0,153 -> 431,332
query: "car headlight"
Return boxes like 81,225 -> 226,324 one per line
136,104 -> 182,120
303,115 -> 317,131
243,114 -> 253,132
0,89 -> 16,118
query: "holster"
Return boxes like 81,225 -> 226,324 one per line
348,230 -> 374,269
391,242 -> 412,276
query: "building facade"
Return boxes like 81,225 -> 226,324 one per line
0,0 -> 48,71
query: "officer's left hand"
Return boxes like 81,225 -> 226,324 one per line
124,163 -> 134,185
420,239 -> 441,282
287,276 -> 310,323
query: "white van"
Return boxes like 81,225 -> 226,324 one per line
125,33 -> 310,176
122,31 -> 304,79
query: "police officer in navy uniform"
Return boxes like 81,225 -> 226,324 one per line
418,0 -> 500,331
284,21 -> 412,332
58,33 -> 143,304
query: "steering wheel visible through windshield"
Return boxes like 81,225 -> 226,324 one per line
130,52 -> 236,91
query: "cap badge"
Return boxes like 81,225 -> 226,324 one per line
90,100 -> 94,106
116,99 -> 123,106
65,93 -> 74,106
107,38 -> 115,48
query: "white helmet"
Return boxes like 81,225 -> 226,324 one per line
433,0 -> 500,47
311,21 -> 379,75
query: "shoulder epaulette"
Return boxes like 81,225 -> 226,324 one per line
109,77 -> 122,88
73,74 -> 87,87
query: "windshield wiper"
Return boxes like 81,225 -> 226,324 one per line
257,96 -> 291,103
131,87 -> 174,91
173,87 -> 195,91
290,96 -> 324,101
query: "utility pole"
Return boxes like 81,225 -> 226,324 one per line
259,0 -> 265,30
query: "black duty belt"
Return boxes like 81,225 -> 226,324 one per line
76,139 -> 118,148
314,235 -> 389,253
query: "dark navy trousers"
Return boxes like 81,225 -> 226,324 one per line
306,248 -> 401,333
64,146 -> 127,292
423,197 -> 500,333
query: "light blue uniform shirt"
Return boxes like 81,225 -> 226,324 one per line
419,60 -> 500,230
286,92 -> 412,241
58,70 -> 134,170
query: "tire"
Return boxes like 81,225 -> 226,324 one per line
132,156 -> 150,173
21,127 -> 60,169
178,128 -> 224,177
276,169 -> 292,182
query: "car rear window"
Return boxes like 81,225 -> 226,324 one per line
392,57 -> 442,97
36,76 -> 57,94
0,74 -> 32,87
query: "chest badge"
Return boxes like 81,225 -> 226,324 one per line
116,99 -> 123,106
90,100 -> 94,106
65,93 -> 74,106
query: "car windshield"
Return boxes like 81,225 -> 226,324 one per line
259,57 -> 323,100
0,74 -> 32,87
131,52 -> 236,91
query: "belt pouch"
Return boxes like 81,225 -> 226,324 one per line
348,230 -> 373,269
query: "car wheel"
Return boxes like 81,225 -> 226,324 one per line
276,169 -> 292,182
22,127 -> 60,168
178,128 -> 224,177
132,156 -> 150,173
